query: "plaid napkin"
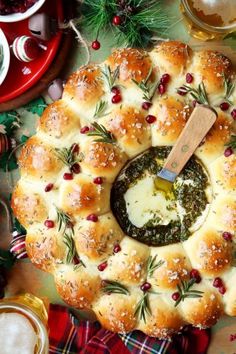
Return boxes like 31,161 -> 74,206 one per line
48,304 -> 210,354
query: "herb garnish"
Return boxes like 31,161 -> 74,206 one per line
147,255 -> 164,278
132,67 -> 158,102
87,122 -> 116,144
56,207 -> 74,234
178,82 -> 209,105
102,65 -> 119,91
55,145 -> 79,168
174,279 -> 203,307
94,100 -> 108,118
102,280 -> 130,295
63,233 -> 85,267
225,134 -> 236,151
223,74 -> 235,105
134,293 -> 151,323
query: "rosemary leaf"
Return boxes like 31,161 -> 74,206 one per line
132,67 -> 158,102
87,122 -> 116,144
56,207 -> 74,234
55,145 -> 77,168
94,100 -> 108,118
134,293 -> 151,323
225,134 -> 236,150
147,255 -> 165,278
102,65 -> 120,91
174,279 -> 203,307
102,280 -> 130,295
63,232 -> 76,264
179,83 -> 209,105
223,74 -> 235,105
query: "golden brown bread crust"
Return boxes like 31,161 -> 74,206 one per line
12,41 -> 236,338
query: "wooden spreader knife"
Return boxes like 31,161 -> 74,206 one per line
155,105 -> 217,193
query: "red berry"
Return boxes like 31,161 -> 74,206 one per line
220,102 -> 230,111
224,147 -> 233,157
86,214 -> 98,222
92,40 -> 100,50
112,15 -> 122,26
98,261 -> 108,271
63,173 -> 73,180
45,183 -> 53,192
93,177 -> 103,185
172,292 -> 180,301
140,282 -> 151,292
71,163 -> 80,174
142,101 -> 152,110
158,83 -> 166,95
71,143 -> 79,154
80,126 -> 90,134
222,231 -> 232,241
44,220 -> 55,228
213,277 -> 223,288
219,286 -> 226,295
160,73 -> 170,84
192,99 -> 200,108
186,73 -> 194,83
112,94 -> 122,104
177,86 -> 188,96
113,244 -> 121,253
190,269 -> 201,283
231,109 -> 236,120
111,86 -> 120,95
146,115 -> 156,124
73,256 -> 81,265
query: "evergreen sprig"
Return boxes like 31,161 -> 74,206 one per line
174,279 -> 204,307
132,67 -> 158,102
147,255 -> 164,278
87,122 -> 116,144
223,75 -> 235,105
102,280 -> 130,295
134,293 -> 151,323
81,0 -> 170,48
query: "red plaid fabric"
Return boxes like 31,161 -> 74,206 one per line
48,304 -> 210,354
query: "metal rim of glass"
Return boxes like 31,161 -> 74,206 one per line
181,0 -> 236,33
0,302 -> 49,354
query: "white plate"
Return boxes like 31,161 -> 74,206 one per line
0,29 -> 10,86
0,0 -> 46,23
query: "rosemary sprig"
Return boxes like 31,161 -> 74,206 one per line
178,82 -> 209,105
132,67 -> 158,102
63,233 -> 85,267
55,145 -> 77,168
56,207 -> 74,234
147,255 -> 165,278
174,279 -> 204,307
87,122 -> 116,144
225,134 -> 236,150
0,44 -> 4,76
102,280 -> 130,295
223,74 -> 235,105
102,65 -> 119,91
94,100 -> 108,118
134,293 -> 151,323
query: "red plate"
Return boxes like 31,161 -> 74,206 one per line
0,0 -> 63,104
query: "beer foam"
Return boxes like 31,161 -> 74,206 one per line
0,313 -> 37,354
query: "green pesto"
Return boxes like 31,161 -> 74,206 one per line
111,147 -> 209,246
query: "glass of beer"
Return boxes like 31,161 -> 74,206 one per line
0,293 -> 49,354
180,0 -> 236,40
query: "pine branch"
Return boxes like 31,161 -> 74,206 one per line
56,207 -> 74,234
102,280 -> 130,295
87,122 -> 116,144
134,293 -> 151,323
178,83 -> 209,105
132,67 -> 158,102
147,255 -> 164,278
223,74 -> 235,105
174,279 -> 204,307
225,134 -> 236,150
102,65 -> 120,91
94,100 -> 109,118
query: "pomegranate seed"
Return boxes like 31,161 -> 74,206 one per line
45,183 -> 53,192
91,40 -> 100,50
172,292 -> 180,301
146,115 -> 156,124
44,220 -> 55,228
63,173 -> 73,180
71,163 -> 80,174
113,244 -> 121,253
222,231 -> 232,241
192,99 -> 200,108
219,286 -> 226,295
73,256 -> 80,265
86,214 -> 98,222
158,83 -> 166,95
224,147 -> 233,157
80,126 -> 90,134
160,73 -> 170,84
112,94 -> 122,104
142,101 -> 152,110
186,73 -> 194,83
98,261 -> 108,271
140,282 -> 152,292
213,277 -> 223,288
177,86 -> 188,96
111,86 -> 120,95
112,15 -> 122,26
71,143 -> 79,154
231,109 -> 236,120
190,269 -> 201,283
220,102 -> 230,111
93,177 -> 103,184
